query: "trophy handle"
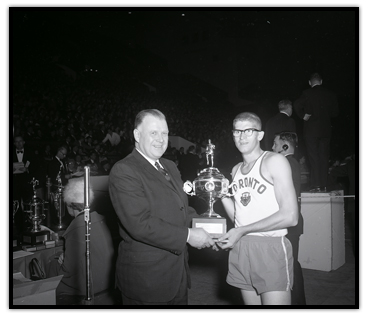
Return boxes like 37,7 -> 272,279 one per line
225,181 -> 238,197
183,181 -> 195,196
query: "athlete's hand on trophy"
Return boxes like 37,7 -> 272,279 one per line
216,228 -> 243,250
187,228 -> 215,249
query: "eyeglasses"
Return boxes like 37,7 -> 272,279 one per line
232,128 -> 261,137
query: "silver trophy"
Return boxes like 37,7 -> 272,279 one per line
183,140 -> 236,237
22,178 -> 50,245
51,171 -> 67,231
13,200 -> 20,224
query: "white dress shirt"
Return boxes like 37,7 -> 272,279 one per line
16,148 -> 24,162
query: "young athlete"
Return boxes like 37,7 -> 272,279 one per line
217,112 -> 298,305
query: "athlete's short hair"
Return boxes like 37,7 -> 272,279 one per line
233,112 -> 262,130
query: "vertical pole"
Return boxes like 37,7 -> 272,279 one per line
83,166 -> 93,304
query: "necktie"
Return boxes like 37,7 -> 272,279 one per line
17,150 -> 23,154
155,162 -> 171,181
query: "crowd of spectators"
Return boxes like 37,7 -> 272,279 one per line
12,57 -> 240,191
12,55 -> 355,193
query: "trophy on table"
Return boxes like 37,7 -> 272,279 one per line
22,178 -> 50,245
183,139 -> 236,239
12,200 -> 20,247
13,200 -> 20,225
51,171 -> 67,231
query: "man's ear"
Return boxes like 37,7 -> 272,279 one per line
258,131 -> 264,141
133,129 -> 140,143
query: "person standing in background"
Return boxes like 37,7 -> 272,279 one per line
294,73 -> 339,192
47,146 -> 72,186
264,100 -> 296,151
13,135 -> 39,231
272,131 -> 306,305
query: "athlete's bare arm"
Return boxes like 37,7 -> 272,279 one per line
217,153 -> 298,249
220,163 -> 240,221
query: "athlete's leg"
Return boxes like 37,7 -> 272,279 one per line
240,289 -> 262,305
261,290 -> 291,305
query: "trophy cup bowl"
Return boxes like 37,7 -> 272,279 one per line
23,196 -> 50,245
24,196 -> 46,232
183,167 -> 235,217
22,178 -> 50,245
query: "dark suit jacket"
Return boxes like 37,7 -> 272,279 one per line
294,85 -> 339,138
264,113 -> 296,151
51,211 -> 115,296
109,148 -> 197,303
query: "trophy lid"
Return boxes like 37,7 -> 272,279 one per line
198,166 -> 222,176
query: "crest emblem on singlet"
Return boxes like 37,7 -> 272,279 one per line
240,192 -> 251,206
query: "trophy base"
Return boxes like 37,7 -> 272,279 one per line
13,224 -> 20,249
200,211 -> 222,218
192,216 -> 227,238
21,230 -> 50,245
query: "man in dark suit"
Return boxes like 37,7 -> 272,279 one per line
294,73 -> 339,192
272,131 -> 306,305
13,135 -> 39,230
264,100 -> 296,151
47,146 -> 72,187
109,109 -> 215,305
46,146 -> 73,228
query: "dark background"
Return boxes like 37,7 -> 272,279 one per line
10,8 -> 358,160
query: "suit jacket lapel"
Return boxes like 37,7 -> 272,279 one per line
132,149 -> 186,202
160,160 -> 188,208
160,161 -> 182,192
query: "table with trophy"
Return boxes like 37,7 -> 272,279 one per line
183,139 -> 237,240
13,177 -> 64,282
13,174 -> 68,251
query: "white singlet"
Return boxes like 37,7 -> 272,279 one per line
232,151 -> 287,237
